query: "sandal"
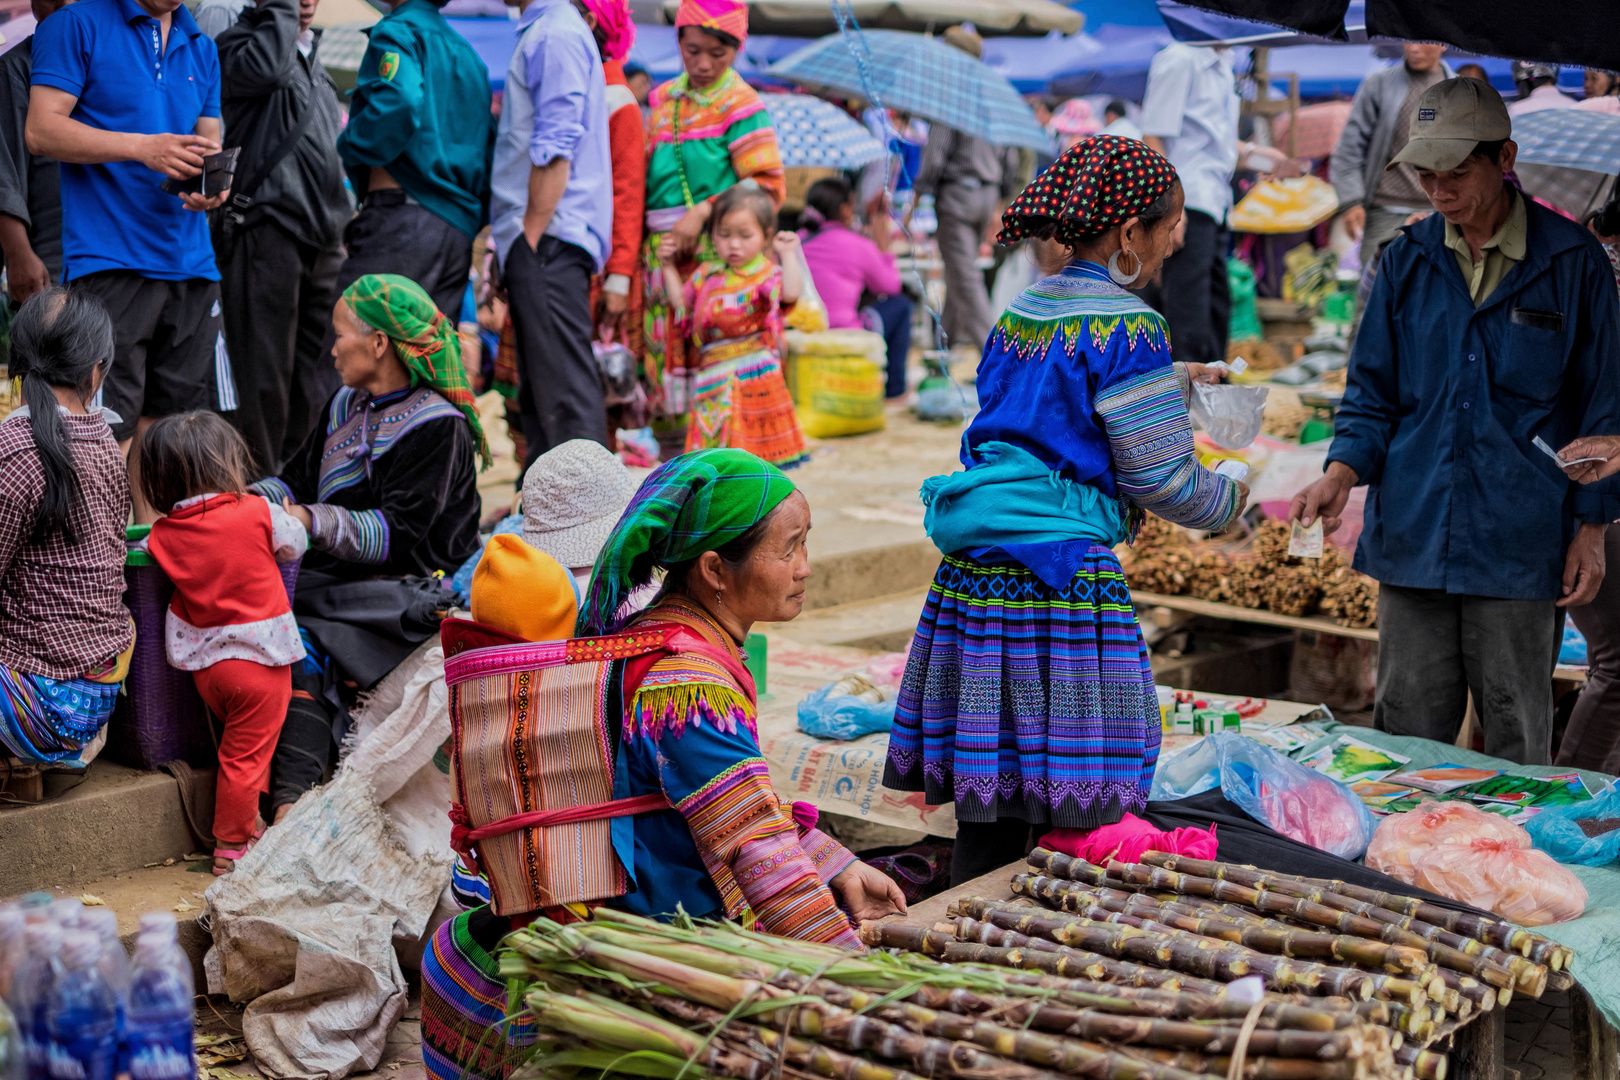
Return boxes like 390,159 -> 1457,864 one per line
212,821 -> 267,876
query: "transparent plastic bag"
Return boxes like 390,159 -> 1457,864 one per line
796,676 -> 896,740
1366,798 -> 1587,925
1150,731 -> 1374,859
593,341 -> 639,405
1190,381 -> 1270,449
1525,783 -> 1620,866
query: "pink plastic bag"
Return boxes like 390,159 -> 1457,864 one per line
1040,813 -> 1219,866
1366,799 -> 1587,925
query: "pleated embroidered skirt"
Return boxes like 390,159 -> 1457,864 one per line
882,545 -> 1160,829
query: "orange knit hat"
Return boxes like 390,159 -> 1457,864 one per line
470,535 -> 579,643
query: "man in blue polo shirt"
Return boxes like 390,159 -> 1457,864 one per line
27,0 -> 231,517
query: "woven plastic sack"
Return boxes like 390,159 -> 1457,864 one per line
1150,732 -> 1374,859
785,330 -> 888,438
1367,798 -> 1587,925
1190,381 -> 1270,450
1229,176 -> 1340,234
1525,784 -> 1620,866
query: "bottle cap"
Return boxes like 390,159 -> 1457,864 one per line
134,931 -> 173,968
25,922 -> 62,957
138,912 -> 178,939
48,897 -> 83,930
0,908 -> 23,940
82,907 -> 120,943
61,930 -> 101,969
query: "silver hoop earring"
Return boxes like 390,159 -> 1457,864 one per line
1107,247 -> 1142,286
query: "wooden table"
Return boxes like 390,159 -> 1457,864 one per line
1132,589 -> 1589,683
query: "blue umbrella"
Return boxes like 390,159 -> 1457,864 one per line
981,24 -> 1169,97
1156,0 -> 1366,46
759,93 -> 888,168
767,30 -> 1051,151
1511,108 -> 1620,219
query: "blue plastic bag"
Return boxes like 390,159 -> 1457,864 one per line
1151,732 -> 1375,860
1560,622 -> 1588,666
1525,782 -> 1620,866
796,683 -> 895,740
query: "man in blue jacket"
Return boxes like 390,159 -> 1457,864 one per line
1292,77 -> 1620,766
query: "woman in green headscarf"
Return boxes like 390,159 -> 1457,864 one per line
578,448 -> 904,934
254,274 -> 485,818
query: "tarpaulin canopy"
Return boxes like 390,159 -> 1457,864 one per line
1161,0 -> 1619,71
648,0 -> 1082,38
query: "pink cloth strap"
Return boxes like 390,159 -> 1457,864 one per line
450,793 -> 673,858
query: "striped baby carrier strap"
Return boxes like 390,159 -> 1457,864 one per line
441,618 -> 756,916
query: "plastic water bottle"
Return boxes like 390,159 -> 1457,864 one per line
10,923 -> 61,1080
0,909 -> 24,1001
44,932 -> 116,1080
132,916 -> 190,990
44,901 -> 80,934
0,996 -> 22,1080
122,933 -> 193,1080
77,912 -> 129,1001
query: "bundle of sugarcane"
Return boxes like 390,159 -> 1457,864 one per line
497,909 -> 1399,1080
990,849 -> 1574,1080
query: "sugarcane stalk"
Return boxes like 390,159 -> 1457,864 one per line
1432,968 -> 1497,1013
962,897 -> 1383,1001
1110,1042 -> 1373,1080
1391,1041 -> 1448,1080
1018,875 -> 1430,975
1085,858 -> 1516,994
940,916 -> 1227,993
862,924 -> 1361,1032
1125,851 -> 1550,964
643,986 -> 1206,1080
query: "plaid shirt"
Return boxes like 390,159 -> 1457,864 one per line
0,410 -> 133,680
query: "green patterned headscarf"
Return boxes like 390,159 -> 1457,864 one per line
578,449 -> 797,635
341,274 -> 490,466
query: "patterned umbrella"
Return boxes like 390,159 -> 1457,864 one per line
766,30 -> 1052,152
1512,108 -> 1620,220
759,93 -> 887,169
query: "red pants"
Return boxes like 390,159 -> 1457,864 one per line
193,660 -> 292,847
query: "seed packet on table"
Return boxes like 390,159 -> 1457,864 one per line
1350,779 -> 1421,814
1466,772 -> 1592,808
1388,764 -> 1502,793
1298,734 -> 1412,783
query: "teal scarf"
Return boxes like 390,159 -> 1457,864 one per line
922,441 -> 1127,556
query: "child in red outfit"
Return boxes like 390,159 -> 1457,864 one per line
139,413 -> 308,874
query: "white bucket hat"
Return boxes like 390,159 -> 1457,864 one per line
521,440 -> 639,570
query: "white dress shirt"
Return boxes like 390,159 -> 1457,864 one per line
1139,43 -> 1239,223
1508,84 -> 1580,117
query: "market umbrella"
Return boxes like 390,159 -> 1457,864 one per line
1156,0 -> 1365,46
766,30 -> 1052,152
759,93 -> 888,168
647,0 -> 1081,38
1158,0 -> 1613,71
982,23 -> 1169,98
1511,108 -> 1620,221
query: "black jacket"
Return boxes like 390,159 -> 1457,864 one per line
215,0 -> 351,248
0,39 -> 62,282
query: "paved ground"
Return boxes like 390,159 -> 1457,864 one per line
1504,989 -> 1575,1080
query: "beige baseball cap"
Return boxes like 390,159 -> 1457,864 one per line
1388,76 -> 1512,173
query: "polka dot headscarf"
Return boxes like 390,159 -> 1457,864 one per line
997,134 -> 1179,246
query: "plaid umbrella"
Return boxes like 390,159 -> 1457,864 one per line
759,93 -> 887,169
766,30 -> 1051,152
1512,108 -> 1620,220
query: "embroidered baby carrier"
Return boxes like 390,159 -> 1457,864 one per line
441,618 -> 755,916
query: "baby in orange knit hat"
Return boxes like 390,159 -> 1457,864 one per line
469,534 -> 578,642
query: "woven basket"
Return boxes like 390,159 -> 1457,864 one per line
103,562 -> 215,771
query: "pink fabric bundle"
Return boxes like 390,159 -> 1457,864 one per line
581,0 -> 636,62
1039,813 -> 1218,865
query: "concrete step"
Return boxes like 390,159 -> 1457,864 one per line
1,762 -> 210,895
766,587 -> 930,653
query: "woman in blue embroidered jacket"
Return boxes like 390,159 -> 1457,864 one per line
254,275 -> 483,816
882,136 -> 1248,884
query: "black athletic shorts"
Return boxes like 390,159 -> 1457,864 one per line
69,270 -> 232,442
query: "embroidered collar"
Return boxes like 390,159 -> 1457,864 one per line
667,67 -> 737,106
316,385 -> 462,501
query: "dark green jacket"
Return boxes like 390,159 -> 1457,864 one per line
337,0 -> 493,238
